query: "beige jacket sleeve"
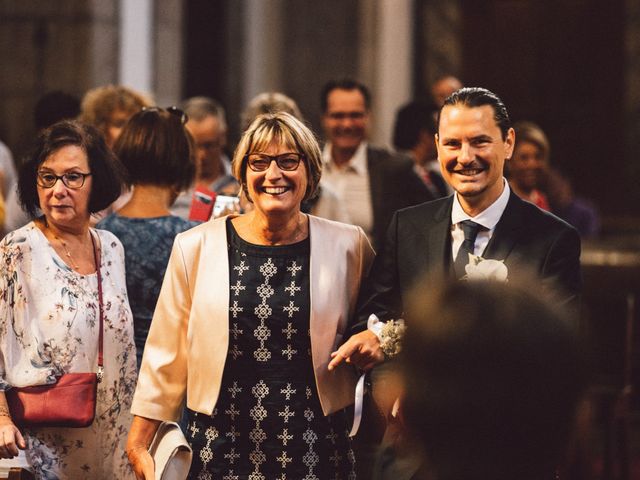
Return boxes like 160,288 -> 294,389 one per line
131,237 -> 191,421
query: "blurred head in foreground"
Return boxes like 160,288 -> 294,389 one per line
399,279 -> 589,480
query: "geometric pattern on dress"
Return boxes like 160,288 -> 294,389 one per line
230,319 -> 244,359
185,228 -> 354,479
249,379 -> 269,478
234,260 -> 249,276
253,258 -> 277,362
282,260 -> 301,361
197,426 -> 219,479
302,426 -> 320,480
301,379 -> 320,480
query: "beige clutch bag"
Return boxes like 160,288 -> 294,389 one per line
148,421 -> 192,480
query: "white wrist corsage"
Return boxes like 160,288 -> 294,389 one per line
463,254 -> 509,282
367,314 -> 407,358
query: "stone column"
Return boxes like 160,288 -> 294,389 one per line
360,0 -> 414,146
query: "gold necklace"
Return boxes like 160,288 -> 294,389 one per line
43,218 -> 86,270
53,234 -> 79,270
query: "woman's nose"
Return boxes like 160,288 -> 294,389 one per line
52,178 -> 68,196
265,159 -> 283,178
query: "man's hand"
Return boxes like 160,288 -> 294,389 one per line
0,416 -> 26,459
328,330 -> 384,372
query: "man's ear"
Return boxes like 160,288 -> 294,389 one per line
505,128 -> 515,159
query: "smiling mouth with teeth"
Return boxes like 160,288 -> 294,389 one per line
452,168 -> 486,176
263,186 -> 289,194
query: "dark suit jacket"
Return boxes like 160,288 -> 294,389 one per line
356,191 -> 582,326
367,146 -> 434,250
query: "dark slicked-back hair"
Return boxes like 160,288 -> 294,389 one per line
113,108 -> 195,191
437,87 -> 511,139
320,78 -> 371,113
19,120 -> 125,217
401,279 -> 589,480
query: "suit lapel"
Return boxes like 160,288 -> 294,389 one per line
366,147 -> 383,227
483,192 -> 525,261
410,196 -> 454,279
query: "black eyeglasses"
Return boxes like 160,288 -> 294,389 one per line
142,106 -> 189,124
244,153 -> 304,172
37,171 -> 92,189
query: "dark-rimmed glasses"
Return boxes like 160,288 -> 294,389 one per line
37,171 -> 92,189
244,153 -> 304,172
142,106 -> 189,124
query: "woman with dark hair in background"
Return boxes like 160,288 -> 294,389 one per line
0,120 -> 137,478
98,107 -> 198,368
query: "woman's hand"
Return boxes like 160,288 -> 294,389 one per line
126,415 -> 161,480
328,330 -> 384,372
127,445 -> 155,480
0,415 -> 26,459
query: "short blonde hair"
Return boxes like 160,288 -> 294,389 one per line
79,85 -> 153,135
232,112 -> 321,203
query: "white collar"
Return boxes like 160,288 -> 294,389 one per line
322,141 -> 368,175
451,179 -> 510,230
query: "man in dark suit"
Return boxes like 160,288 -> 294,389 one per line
329,86 -> 581,374
320,79 -> 433,250
328,86 -> 582,479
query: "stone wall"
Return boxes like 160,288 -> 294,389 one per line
0,0 -> 118,158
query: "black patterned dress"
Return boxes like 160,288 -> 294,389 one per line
186,220 -> 356,480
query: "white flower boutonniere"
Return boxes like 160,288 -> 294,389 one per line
367,314 -> 407,358
379,319 -> 407,358
463,254 -> 508,282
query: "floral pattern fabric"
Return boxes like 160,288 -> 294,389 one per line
0,222 -> 137,479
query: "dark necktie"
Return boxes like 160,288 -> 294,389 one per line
454,220 -> 482,278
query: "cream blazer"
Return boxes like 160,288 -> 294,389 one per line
131,214 -> 375,421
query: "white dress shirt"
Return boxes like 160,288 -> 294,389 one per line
450,179 -> 510,259
321,142 -> 373,237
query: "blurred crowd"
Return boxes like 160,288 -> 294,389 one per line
0,75 -> 599,241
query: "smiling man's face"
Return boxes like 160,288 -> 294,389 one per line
436,104 -> 514,214
322,88 -> 369,164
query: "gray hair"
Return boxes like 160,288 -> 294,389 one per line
241,92 -> 303,131
180,96 -> 227,131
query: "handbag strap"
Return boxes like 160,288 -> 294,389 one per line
90,231 -> 104,382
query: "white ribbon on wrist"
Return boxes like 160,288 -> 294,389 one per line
349,373 -> 366,437
349,314 -> 384,437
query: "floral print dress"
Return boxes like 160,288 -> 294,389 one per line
0,222 -> 137,479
